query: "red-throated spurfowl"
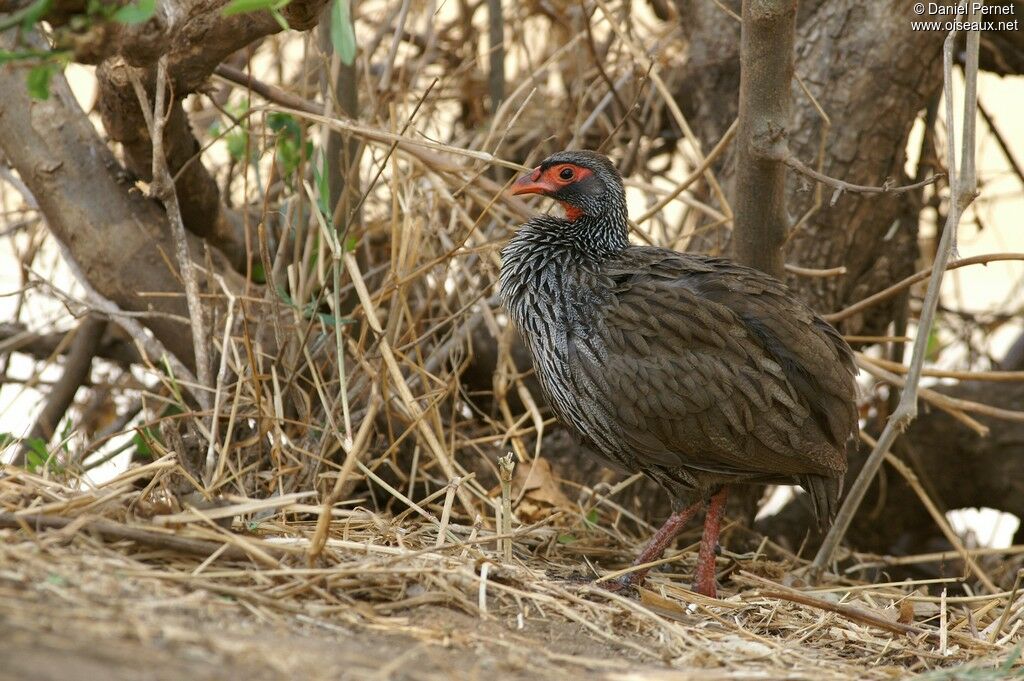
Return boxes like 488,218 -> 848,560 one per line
499,150 -> 857,597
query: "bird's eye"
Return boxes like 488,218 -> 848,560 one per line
559,167 -> 575,180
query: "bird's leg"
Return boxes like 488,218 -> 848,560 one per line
617,501 -> 701,588
693,487 -> 728,598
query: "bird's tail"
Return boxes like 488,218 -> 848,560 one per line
800,474 -> 843,531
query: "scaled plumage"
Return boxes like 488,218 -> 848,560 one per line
500,150 -> 858,597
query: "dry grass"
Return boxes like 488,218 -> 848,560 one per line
2,467 -> 1023,679
1,1 -> 1024,678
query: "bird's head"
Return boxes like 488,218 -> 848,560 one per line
511,150 -> 626,222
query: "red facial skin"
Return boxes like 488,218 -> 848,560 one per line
510,163 -> 595,221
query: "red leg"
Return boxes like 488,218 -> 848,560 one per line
693,487 -> 728,598
620,501 -> 701,587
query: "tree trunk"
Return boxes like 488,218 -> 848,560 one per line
674,0 -> 949,336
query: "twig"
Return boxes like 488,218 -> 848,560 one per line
738,571 -> 945,643
990,569 -> 1024,643
14,315 -> 105,466
498,452 -> 514,561
0,512 -> 256,562
812,15 -> 981,574
435,475 -> 460,549
858,351 -> 1024,383
307,393 -> 380,563
485,0 -> 504,111
635,119 -> 738,225
879,441 -> 999,593
129,58 -> 212,410
825,253 -> 1024,323
784,264 -> 847,278
784,153 -> 943,203
977,99 -> 1024,189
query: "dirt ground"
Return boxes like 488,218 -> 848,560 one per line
2,532 -> 1021,681
0,539 -> 665,681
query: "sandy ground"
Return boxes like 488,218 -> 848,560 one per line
0,559 -> 652,681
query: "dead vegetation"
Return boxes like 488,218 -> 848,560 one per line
2,464 -> 1023,680
1,0 -> 1024,678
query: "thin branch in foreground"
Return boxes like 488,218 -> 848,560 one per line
784,153 -> 944,205
130,58 -> 212,412
14,315 -> 106,467
736,571 -> 991,648
825,253 -> 1024,323
812,15 -> 983,577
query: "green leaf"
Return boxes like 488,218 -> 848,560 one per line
58,419 -> 73,453
329,0 -> 356,66
19,0 -> 52,27
26,63 -> 55,100
926,327 -> 942,363
0,49 -> 53,65
556,533 -> 576,544
269,6 -> 289,31
225,129 -> 248,161
313,156 -> 332,221
24,436 -> 62,473
276,285 -> 295,307
584,508 -> 599,526
251,261 -> 266,284
267,112 -> 300,136
112,0 -> 155,24
0,432 -> 14,450
316,312 -> 355,328
132,429 -> 154,458
269,113 -> 307,179
221,0 -> 276,15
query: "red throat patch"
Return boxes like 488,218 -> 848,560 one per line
560,202 -> 584,221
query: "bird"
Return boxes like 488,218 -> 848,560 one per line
499,150 -> 858,598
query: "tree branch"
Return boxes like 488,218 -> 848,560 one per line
13,316 -> 105,466
784,153 -> 943,203
0,322 -> 141,366
812,14 -> 983,576
731,0 -> 797,279
130,58 -> 212,410
93,0 -> 332,266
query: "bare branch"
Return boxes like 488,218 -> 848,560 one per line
812,12 -> 984,577
784,153 -> 944,203
130,59 -> 212,409
824,253 -> 1024,324
13,316 -> 105,466
0,29 -> 208,370
731,0 -> 797,278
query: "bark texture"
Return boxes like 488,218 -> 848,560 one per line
731,0 -> 797,280
0,37 -> 196,366
674,0 -> 949,336
90,0 -> 329,269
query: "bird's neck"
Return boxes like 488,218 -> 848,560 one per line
557,206 -> 630,259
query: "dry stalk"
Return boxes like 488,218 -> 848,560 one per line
813,14 -> 983,574
498,452 -> 514,561
129,59 -> 212,411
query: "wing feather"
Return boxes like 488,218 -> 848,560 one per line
569,250 -> 855,480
